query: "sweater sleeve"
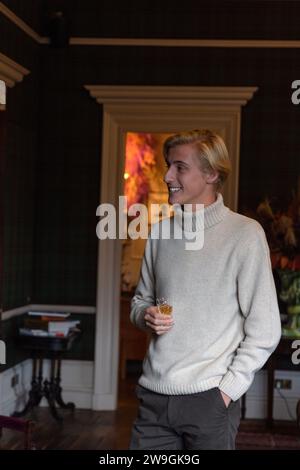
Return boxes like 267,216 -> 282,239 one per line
218,223 -> 282,401
130,236 -> 156,332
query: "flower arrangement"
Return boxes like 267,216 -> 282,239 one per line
255,193 -> 300,270
251,192 -> 300,337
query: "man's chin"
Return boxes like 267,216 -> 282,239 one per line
168,192 -> 184,206
169,196 -> 182,206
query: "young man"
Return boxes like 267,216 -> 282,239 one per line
129,129 -> 281,450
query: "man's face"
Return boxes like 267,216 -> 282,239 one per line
164,143 -> 217,209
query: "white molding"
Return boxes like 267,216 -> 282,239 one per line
85,85 -> 257,106
2,304 -> 96,321
0,79 -> 5,105
0,2 -> 47,44
1,3 -> 300,49
93,392 -> 118,410
2,305 -> 29,321
86,85 -> 257,410
0,52 -> 30,88
30,304 -> 96,314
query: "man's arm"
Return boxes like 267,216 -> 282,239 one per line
130,236 -> 174,335
218,223 -> 282,401
130,237 -> 155,332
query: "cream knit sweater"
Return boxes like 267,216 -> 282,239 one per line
130,193 -> 281,401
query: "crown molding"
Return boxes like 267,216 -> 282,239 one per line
85,85 -> 258,106
73,37 -> 300,48
0,1 -> 48,44
2,2 -> 300,49
0,52 -> 30,87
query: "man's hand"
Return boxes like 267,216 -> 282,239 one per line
144,306 -> 174,335
220,390 -> 231,408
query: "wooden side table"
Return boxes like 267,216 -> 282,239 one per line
13,331 -> 80,422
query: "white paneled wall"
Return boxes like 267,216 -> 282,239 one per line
0,360 -> 94,415
1,362 -> 299,421
244,370 -> 300,421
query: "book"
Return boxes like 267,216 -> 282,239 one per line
24,318 -> 49,331
41,316 -> 69,322
48,321 -> 80,336
19,328 -> 54,337
19,327 -> 79,338
27,311 -> 70,318
24,318 -> 80,334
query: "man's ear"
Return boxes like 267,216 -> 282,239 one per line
205,170 -> 219,185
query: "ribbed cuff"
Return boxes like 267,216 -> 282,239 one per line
132,304 -> 151,332
218,371 -> 249,401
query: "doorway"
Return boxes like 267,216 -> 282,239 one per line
118,131 -> 173,399
85,85 -> 257,410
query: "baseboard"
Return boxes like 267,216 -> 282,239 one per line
0,359 -> 94,414
92,392 -> 118,410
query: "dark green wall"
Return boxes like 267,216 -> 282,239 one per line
36,0 -> 300,40
0,13 -> 40,311
1,0 -> 42,34
33,48 -> 101,305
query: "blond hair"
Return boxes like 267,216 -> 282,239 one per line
163,129 -> 231,191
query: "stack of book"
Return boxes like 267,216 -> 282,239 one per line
19,312 -> 80,337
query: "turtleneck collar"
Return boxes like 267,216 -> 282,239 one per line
173,192 -> 229,232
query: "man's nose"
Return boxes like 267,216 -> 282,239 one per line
164,167 -> 174,184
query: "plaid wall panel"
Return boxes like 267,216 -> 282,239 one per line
1,13 -> 40,312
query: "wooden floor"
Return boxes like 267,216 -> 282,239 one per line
1,372 -> 299,450
0,375 -> 139,450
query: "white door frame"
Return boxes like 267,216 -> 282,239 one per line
85,85 -> 257,410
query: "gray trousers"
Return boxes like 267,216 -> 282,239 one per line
130,385 -> 241,450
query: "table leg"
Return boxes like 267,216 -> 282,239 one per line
12,356 -> 43,417
43,358 -> 63,422
54,358 -> 75,411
